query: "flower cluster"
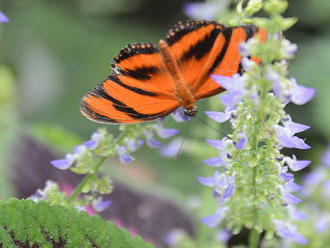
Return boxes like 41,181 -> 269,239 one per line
198,0 -> 315,245
51,124 -> 178,170
29,180 -> 112,214
49,123 -> 178,210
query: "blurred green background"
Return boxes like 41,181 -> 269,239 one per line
0,0 -> 330,210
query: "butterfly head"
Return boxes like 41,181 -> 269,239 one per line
183,104 -> 197,117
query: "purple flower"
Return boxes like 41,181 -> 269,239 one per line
216,229 -> 232,244
282,39 -> 298,57
154,125 -> 179,139
137,139 -> 144,147
164,229 -> 184,247
315,214 -> 329,232
199,172 -> 235,201
159,138 -> 183,158
92,198 -> 112,212
321,145 -> 330,166
147,138 -> 161,148
302,168 -> 325,196
276,125 -> 311,149
211,75 -> 245,107
241,57 -> 256,71
144,131 -> 161,148
203,157 -> 225,167
84,132 -> 104,150
205,138 -> 232,167
239,38 -> 256,56
265,68 -> 282,97
282,116 -> 310,134
222,183 -> 235,199
283,193 -> 302,205
289,78 -> 315,105
183,2 -> 221,20
280,172 -> 294,182
0,11 -> 9,23
322,179 -> 330,199
198,172 -> 224,187
200,213 -> 222,228
200,208 -> 227,228
117,146 -> 133,164
50,157 -> 73,170
126,139 -> 137,152
50,145 -> 86,170
274,220 -> 308,244
288,206 -> 307,220
286,156 -> 311,172
205,110 -> 230,123
284,181 -> 302,193
171,107 -> 191,122
236,138 -> 247,150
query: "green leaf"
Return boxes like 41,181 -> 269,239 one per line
0,199 -> 154,248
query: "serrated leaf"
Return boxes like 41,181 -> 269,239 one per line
0,199 -> 154,248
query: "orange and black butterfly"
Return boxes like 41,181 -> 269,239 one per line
80,20 -> 266,124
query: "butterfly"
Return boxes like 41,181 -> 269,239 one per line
80,20 -> 267,124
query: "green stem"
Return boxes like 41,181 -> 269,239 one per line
248,228 -> 260,248
67,126 -> 135,203
67,157 -> 107,202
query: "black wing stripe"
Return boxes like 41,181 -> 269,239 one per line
181,28 -> 220,62
80,100 -> 118,123
244,25 -> 258,40
109,75 -> 159,96
208,28 -> 233,74
119,66 -> 159,81
114,42 -> 159,64
166,20 -> 221,46
91,85 -> 169,120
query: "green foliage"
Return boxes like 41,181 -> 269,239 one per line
32,124 -> 84,153
0,199 -> 154,248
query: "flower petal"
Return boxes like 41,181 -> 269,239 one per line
290,79 -> 316,105
0,11 -> 9,23
84,140 -> 98,150
203,157 -> 224,167
200,213 -> 222,228
236,138 -> 247,150
283,193 -> 302,205
205,111 -> 230,123
119,153 -> 133,164
321,147 -> 330,166
146,138 -> 161,148
288,160 -> 311,171
284,120 -> 310,134
92,199 -> 112,212
222,184 -> 235,199
206,139 -> 224,150
274,220 -> 308,244
171,107 -> 190,122
278,134 -> 311,149
160,139 -> 182,158
155,127 -> 179,139
50,159 -> 72,170
198,176 -> 215,187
